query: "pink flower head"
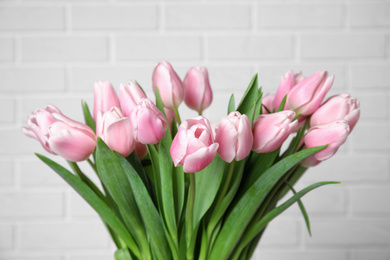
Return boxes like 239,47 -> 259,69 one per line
23,105 -> 96,162
215,112 -> 253,163
96,107 -> 135,157
183,66 -> 213,114
170,116 -> 219,173
130,98 -> 168,144
119,81 -> 147,118
262,93 -> 276,114
310,93 -> 360,132
287,70 -> 333,116
93,81 -> 120,121
152,61 -> 184,110
273,71 -> 304,110
301,120 -> 350,167
252,111 -> 298,153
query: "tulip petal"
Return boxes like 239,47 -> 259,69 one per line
216,118 -> 238,163
182,143 -> 219,173
105,118 -> 135,157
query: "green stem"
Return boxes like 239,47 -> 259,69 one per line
186,173 -> 196,252
174,108 -> 182,125
87,158 -> 97,172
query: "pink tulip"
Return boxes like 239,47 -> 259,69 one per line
310,93 -> 360,132
183,67 -> 213,114
130,98 -> 168,144
170,116 -> 219,173
252,111 -> 298,153
215,112 -> 253,163
287,71 -> 333,116
119,81 -> 147,118
96,107 -> 135,157
273,71 -> 304,110
301,120 -> 350,167
262,93 -> 275,114
164,107 -> 176,128
23,105 -> 96,162
94,81 -> 120,121
135,142 -> 148,159
152,61 -> 184,110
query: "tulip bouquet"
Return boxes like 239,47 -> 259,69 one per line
23,61 -> 360,260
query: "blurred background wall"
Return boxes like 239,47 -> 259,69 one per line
0,0 -> 389,259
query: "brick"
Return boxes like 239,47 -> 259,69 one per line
115,35 -> 201,61
22,37 -> 108,62
20,222 -> 109,249
70,65 -> 152,92
20,160 -> 66,187
350,3 -> 390,27
352,125 -> 390,151
1,128 -> 40,155
207,66 -> 255,91
353,93 -> 387,120
0,192 -> 63,218
257,4 -> 344,28
304,155 -> 389,182
0,97 -> 15,123
208,35 -> 294,60
306,219 -> 390,246
70,192 -> 98,217
0,161 -> 14,186
72,5 -> 157,30
165,4 -> 251,29
351,187 -> 390,214
0,224 -> 13,249
259,219 -> 298,246
253,250 -> 347,260
352,250 -> 390,260
69,256 -> 113,260
0,38 -> 13,61
0,68 -> 65,93
1,257 -> 62,260
300,34 -> 385,59
350,64 -> 390,89
0,6 -> 64,30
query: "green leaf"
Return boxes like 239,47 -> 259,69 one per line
35,154 -> 141,259
287,183 -> 311,236
193,155 -> 226,229
276,94 -> 287,112
253,88 -> 263,119
95,138 -> 150,258
82,101 -> 96,133
233,181 -> 339,257
228,94 -> 235,114
115,152 -> 172,260
115,248 -> 133,260
237,74 -> 259,115
209,145 -> 327,260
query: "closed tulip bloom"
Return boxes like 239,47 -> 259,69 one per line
130,98 -> 168,144
252,111 -> 298,153
152,61 -> 184,110
94,81 -> 120,121
135,142 -> 148,159
301,120 -> 350,167
215,112 -> 253,163
287,71 -> 333,116
170,116 -> 219,173
262,93 -> 275,114
310,93 -> 360,132
183,67 -> 213,114
119,81 -> 147,118
273,71 -> 304,110
164,107 -> 176,128
23,105 -> 96,162
96,107 -> 135,157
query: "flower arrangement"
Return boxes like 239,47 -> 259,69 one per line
23,61 -> 360,260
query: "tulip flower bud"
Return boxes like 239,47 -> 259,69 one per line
170,116 -> 219,173
301,120 -> 350,167
252,111 -> 298,153
164,107 -> 176,128
273,71 -> 304,110
96,107 -> 135,157
183,67 -> 213,114
287,70 -> 333,116
119,81 -> 147,118
135,142 -> 148,159
310,93 -> 360,132
152,61 -> 184,110
130,98 -> 168,144
93,81 -> 120,121
23,105 -> 97,162
215,112 -> 253,163
262,93 -> 275,114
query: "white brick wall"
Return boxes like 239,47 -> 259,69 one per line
1,0 -> 389,259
